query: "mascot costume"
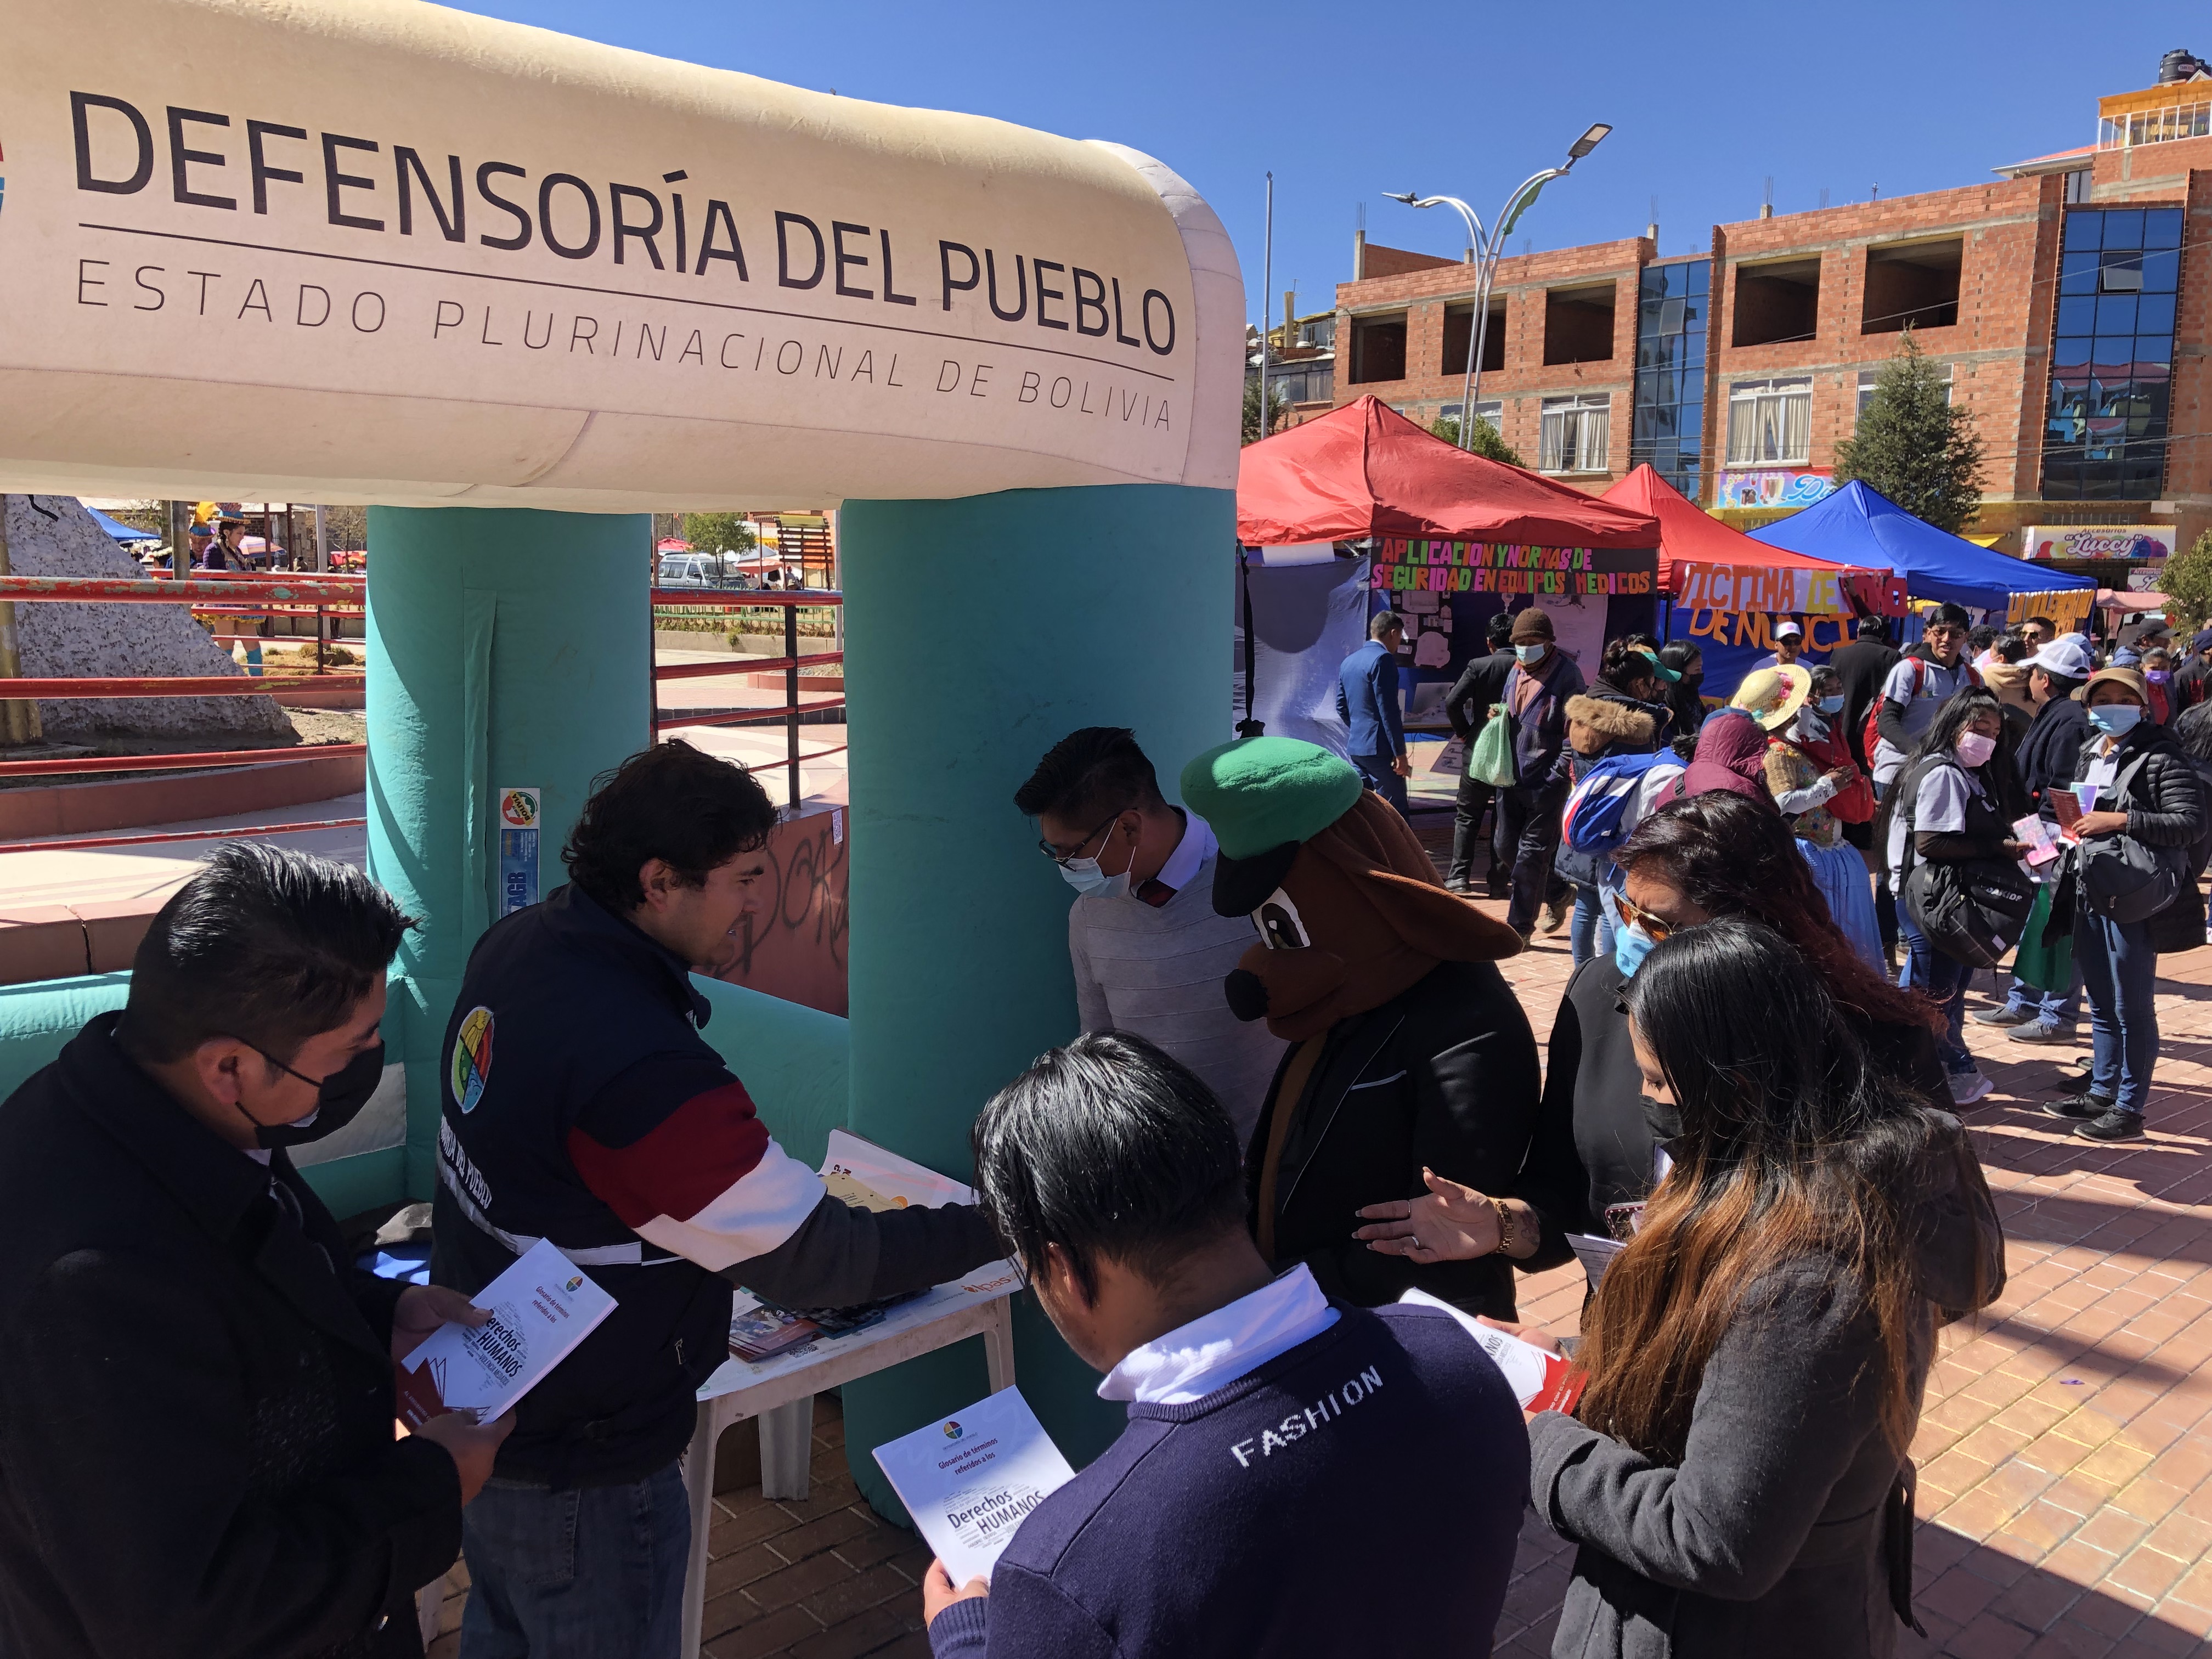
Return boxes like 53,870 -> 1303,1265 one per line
1181,736 -> 1541,1316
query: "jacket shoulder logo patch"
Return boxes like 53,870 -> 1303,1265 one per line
452,1006 -> 495,1113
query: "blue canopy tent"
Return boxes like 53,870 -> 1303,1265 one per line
1750,482 -> 2094,628
85,504 -> 159,544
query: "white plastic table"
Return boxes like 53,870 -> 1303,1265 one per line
678,1273 -> 1020,1656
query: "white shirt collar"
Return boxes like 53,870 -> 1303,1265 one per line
1151,812 -> 1215,897
1096,1263 -> 1339,1405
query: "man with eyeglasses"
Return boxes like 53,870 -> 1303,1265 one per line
1015,727 -> 1286,1141
1870,602 -> 1982,793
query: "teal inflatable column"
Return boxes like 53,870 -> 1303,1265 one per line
366,507 -> 652,1198
838,483 -> 1235,1506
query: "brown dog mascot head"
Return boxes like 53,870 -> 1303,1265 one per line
1181,737 -> 1521,1042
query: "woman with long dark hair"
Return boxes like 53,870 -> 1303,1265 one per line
1883,688 -> 2030,1105
1657,641 -> 1707,750
1356,789 -> 1948,1276
1515,919 -> 2001,1657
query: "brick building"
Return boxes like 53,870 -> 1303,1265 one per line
1330,49 -> 2212,569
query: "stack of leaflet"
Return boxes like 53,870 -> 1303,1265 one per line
729,1302 -> 821,1362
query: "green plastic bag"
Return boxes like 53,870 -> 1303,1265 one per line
2011,881 -> 2073,992
1468,704 -> 1517,787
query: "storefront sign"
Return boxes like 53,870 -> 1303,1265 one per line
1713,469 -> 1837,510
1370,539 -> 1655,597
2021,526 -> 2176,563
1673,560 -> 1906,618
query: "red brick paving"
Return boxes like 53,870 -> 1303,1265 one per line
429,833 -> 2212,1657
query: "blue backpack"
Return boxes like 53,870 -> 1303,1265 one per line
1555,751 -> 1688,888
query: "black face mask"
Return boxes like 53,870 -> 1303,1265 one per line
1639,1091 -> 1686,1164
234,1041 -> 386,1149
1679,673 -> 1704,691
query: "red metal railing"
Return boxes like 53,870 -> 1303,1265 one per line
650,587 -> 844,808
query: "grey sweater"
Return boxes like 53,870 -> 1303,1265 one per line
1068,845 -> 1285,1142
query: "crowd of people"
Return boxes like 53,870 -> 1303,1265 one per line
0,593 -> 2193,1659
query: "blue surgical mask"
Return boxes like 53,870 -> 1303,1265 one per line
2088,704 -> 2143,737
1614,919 -> 1658,979
1515,642 -> 1547,664
1818,695 -> 1845,715
1057,848 -> 1132,900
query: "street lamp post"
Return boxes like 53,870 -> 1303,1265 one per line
1386,123 -> 1612,452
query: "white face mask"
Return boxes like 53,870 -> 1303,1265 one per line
1057,822 -> 1133,899
1515,642 -> 1548,664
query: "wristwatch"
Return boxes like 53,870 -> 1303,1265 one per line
1489,1195 -> 1522,1257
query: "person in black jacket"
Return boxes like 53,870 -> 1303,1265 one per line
432,741 -> 1002,1658
1977,637 -> 2094,1043
1442,611 -> 1517,894
0,844 -> 503,1659
2046,667 -> 2207,1141
1356,789 -> 1950,1279
1180,735 -> 1537,1317
1827,615 -> 1902,774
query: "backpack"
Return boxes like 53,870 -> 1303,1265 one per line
1556,751 -> 1688,887
1893,755 -> 2035,969
2078,748 -> 2196,926
1862,657 -> 1982,770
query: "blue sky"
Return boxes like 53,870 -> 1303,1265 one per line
464,0 -> 2207,328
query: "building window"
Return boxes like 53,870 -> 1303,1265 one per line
1438,399 -> 1505,437
1297,316 -> 1336,349
1541,394 -> 1611,472
1632,260 -> 1708,497
1731,257 -> 1821,348
1544,283 -> 1617,365
1725,377 -> 1812,465
2064,168 -> 2092,205
1861,238 -> 1962,334
1857,365 -> 1952,417
1442,300 -> 1508,376
2041,206 -> 2183,501
1348,314 -> 1407,383
2100,103 -> 2212,149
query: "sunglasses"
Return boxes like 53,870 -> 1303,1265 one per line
1613,888 -> 1679,943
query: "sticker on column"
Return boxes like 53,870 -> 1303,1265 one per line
497,788 -> 541,918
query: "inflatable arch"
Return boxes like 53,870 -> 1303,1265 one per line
1,0 -> 1243,1484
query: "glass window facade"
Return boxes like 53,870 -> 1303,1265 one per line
2041,206 -> 2183,501
1633,260 -> 1708,498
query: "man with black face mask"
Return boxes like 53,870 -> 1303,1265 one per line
0,842 -> 498,1659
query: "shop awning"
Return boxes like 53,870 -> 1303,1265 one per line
1238,396 -> 1659,549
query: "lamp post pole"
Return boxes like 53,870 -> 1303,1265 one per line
1387,124 -> 1612,452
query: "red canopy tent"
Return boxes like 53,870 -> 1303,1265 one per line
1601,465 -> 1903,617
1238,396 -> 1658,548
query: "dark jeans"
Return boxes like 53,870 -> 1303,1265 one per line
1498,781 -> 1569,934
1447,774 -> 1505,892
459,1462 -> 690,1659
1898,913 -> 1975,1073
1352,752 -> 1409,817
2076,910 -> 2159,1115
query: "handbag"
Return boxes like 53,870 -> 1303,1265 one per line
1894,759 -> 2035,969
1468,703 -> 1517,787
2077,752 -> 2192,925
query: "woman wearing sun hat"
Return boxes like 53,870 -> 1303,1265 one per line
1734,664 -> 1884,974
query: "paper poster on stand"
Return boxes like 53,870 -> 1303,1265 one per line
497,788 -> 541,919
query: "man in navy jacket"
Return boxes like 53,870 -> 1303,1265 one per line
922,1032 -> 1527,1658
1336,610 -> 1410,815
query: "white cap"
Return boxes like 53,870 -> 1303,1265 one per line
1774,619 -> 1804,639
2024,638 -> 2094,679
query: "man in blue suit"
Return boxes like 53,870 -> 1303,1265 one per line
1338,611 -> 1411,816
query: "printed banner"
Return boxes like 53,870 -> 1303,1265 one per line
1673,560 -> 1906,618
1713,468 -> 1837,511
1664,609 -> 1855,704
2006,589 -> 2096,630
496,786 -> 540,919
1371,538 -> 1656,598
2021,526 -> 2176,563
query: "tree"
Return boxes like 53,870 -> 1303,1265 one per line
680,511 -> 758,554
2162,528 -> 2212,629
1430,413 -> 1525,469
1243,379 -> 1289,444
1833,329 -> 1984,533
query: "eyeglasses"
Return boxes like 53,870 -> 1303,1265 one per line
1037,808 -> 1128,866
1613,889 -> 1679,943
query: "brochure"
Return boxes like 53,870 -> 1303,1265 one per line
872,1386 -> 1074,1585
1566,1232 -> 1627,1295
2052,788 -> 2086,838
396,1238 -> 616,1429
820,1127 -> 978,1212
2012,815 -> 2064,867
1398,1288 -> 1586,1414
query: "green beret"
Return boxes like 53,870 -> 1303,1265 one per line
1180,736 -> 1364,860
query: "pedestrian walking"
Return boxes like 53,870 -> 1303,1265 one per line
1441,612 -> 1518,895
1498,609 -> 1586,943
1337,611 -> 1411,816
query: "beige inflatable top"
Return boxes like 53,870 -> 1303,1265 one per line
0,0 -> 1243,510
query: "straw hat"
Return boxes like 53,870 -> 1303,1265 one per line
1729,663 -> 1813,731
